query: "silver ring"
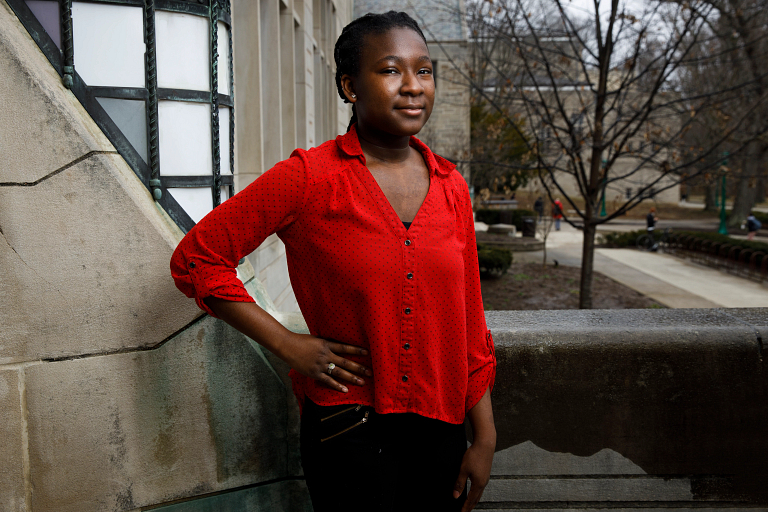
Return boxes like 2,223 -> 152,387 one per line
326,362 -> 336,376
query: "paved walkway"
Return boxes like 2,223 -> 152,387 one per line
501,222 -> 768,308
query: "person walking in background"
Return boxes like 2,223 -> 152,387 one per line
534,196 -> 544,220
746,211 -> 762,240
552,198 -> 563,230
646,207 -> 659,251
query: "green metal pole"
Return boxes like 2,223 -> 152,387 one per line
718,174 -> 728,234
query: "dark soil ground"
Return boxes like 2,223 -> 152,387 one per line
481,262 -> 664,310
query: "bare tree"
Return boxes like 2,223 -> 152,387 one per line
536,215 -> 554,267
676,0 -> 768,225
441,0 -> 768,308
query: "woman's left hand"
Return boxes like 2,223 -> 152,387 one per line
453,438 -> 494,512
454,387 -> 496,511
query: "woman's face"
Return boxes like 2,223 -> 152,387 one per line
344,27 -> 435,139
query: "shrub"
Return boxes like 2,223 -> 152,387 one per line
675,231 -> 768,252
475,209 -> 537,230
753,211 -> 768,225
597,230 -> 646,248
597,229 -> 768,266
477,244 -> 513,279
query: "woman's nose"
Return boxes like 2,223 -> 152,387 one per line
400,70 -> 424,96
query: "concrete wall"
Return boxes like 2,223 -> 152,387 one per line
484,308 -> 768,510
1,3 -> 311,510
233,0 -> 353,313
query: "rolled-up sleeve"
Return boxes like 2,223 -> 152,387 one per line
170,152 -> 309,317
459,183 -> 496,412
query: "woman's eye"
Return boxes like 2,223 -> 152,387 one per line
382,68 -> 398,74
419,68 -> 433,75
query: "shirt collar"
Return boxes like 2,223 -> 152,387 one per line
336,124 -> 454,177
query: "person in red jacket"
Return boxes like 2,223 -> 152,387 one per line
170,12 -> 495,512
552,198 -> 564,230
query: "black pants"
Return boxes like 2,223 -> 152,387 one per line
300,399 -> 468,512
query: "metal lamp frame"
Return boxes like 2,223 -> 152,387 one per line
8,0 -> 235,233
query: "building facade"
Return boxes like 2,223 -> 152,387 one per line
0,0 -> 351,510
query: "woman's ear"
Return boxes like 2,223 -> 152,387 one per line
340,74 -> 357,103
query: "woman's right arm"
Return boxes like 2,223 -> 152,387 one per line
204,297 -> 371,392
171,153 -> 369,392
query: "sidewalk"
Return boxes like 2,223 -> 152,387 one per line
509,222 -> 768,308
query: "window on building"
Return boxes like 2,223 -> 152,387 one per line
10,0 -> 235,232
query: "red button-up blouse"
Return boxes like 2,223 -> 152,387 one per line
171,126 -> 495,424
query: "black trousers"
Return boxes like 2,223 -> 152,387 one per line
300,399 -> 468,512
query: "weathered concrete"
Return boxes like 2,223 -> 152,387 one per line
0,368 -> 26,512
0,153 -> 202,363
484,477 -> 694,502
491,441 -> 646,476
0,1 -> 112,184
23,314 -> 295,512
486,308 -> 768,506
149,479 -> 312,512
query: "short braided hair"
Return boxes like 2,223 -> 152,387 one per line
334,11 -> 428,132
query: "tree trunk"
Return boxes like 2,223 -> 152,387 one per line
704,184 -> 718,211
579,221 -> 597,309
729,176 -> 757,227
729,141 -> 762,227
756,176 -> 766,204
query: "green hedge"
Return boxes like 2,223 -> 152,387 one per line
597,230 -> 646,248
674,231 -> 768,252
477,244 -> 513,279
754,211 -> 768,225
475,209 -> 536,230
597,229 -> 768,266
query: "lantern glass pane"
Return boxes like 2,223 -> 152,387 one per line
71,3 -> 145,87
156,11 -> 210,92
219,107 -> 231,175
25,0 -> 60,48
96,98 -> 148,164
167,188 -> 213,224
217,22 -> 230,95
158,101 -> 212,176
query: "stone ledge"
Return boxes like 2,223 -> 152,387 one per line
486,308 -> 768,504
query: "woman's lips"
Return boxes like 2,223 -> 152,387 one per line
398,107 -> 424,116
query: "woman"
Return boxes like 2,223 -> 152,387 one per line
171,12 -> 496,512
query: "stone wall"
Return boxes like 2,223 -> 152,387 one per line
485,308 -> 768,510
0,4 -> 310,510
